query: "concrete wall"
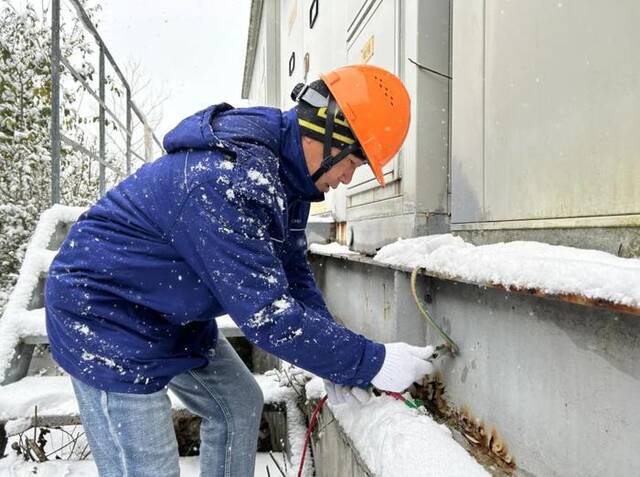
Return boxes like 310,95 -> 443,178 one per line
309,253 -> 640,477
309,404 -> 374,477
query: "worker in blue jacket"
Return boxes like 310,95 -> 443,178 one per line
45,65 -> 434,477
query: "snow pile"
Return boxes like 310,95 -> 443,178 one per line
374,234 -> 640,308
308,242 -> 358,255
304,375 -> 326,400
4,417 -> 31,436
0,205 -> 86,383
307,214 -> 334,223
330,394 -> 489,477
305,377 -> 489,476
0,376 -> 78,421
255,373 -> 299,405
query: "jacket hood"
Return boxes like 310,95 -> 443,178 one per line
163,104 -> 324,202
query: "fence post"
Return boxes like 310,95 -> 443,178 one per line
50,0 -> 61,205
144,124 -> 152,162
126,88 -> 132,174
98,45 -> 106,196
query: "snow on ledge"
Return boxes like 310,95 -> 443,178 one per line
374,234 -> 640,309
304,376 -> 489,477
307,214 -> 335,223
308,242 -> 358,256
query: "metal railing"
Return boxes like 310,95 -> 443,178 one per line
50,0 -> 164,204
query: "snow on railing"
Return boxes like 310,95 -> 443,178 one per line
0,205 -> 86,383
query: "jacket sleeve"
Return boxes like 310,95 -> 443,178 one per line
169,182 -> 384,387
281,227 -> 334,321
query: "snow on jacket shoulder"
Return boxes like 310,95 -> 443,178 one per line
45,104 -> 384,393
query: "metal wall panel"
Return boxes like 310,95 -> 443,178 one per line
403,0 -> 450,215
346,0 -> 371,34
485,0 -> 640,221
346,0 -> 400,192
280,0 -> 305,110
451,0 -> 486,223
247,3 -> 280,108
303,0 -> 349,220
453,0 -> 640,225
303,0 -> 347,80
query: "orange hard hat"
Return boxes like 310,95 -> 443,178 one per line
321,65 -> 411,186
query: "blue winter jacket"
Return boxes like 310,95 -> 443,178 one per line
45,104 -> 385,393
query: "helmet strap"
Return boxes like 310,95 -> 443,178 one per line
311,97 -> 362,182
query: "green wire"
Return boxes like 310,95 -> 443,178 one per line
410,267 -> 460,356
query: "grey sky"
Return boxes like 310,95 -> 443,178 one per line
97,0 -> 251,138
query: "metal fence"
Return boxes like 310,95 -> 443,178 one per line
50,0 -> 164,204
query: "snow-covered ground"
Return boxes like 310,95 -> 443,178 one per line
0,371 -> 309,476
374,234 -> 640,308
0,452 -> 285,476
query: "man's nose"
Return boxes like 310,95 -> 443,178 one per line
340,165 -> 356,184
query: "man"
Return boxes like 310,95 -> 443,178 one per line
45,65 -> 434,476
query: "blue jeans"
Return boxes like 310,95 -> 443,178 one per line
71,334 -> 264,477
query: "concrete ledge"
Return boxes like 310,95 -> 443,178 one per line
308,248 -> 640,317
308,252 -> 640,476
306,403 -> 374,477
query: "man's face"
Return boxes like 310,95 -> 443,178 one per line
302,137 -> 367,193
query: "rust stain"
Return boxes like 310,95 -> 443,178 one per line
382,283 -> 391,321
414,376 -> 517,474
492,283 -> 640,316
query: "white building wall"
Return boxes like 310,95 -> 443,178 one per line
451,0 -> 640,229
244,0 -> 639,251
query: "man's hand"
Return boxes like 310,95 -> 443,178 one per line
370,342 -> 435,392
324,380 -> 371,406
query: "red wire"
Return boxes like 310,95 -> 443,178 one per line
385,391 -> 405,402
298,394 -> 328,477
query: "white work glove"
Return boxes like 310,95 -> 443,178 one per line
324,380 -> 371,406
370,342 -> 435,392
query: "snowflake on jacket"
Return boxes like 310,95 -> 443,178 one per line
45,104 -> 384,393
